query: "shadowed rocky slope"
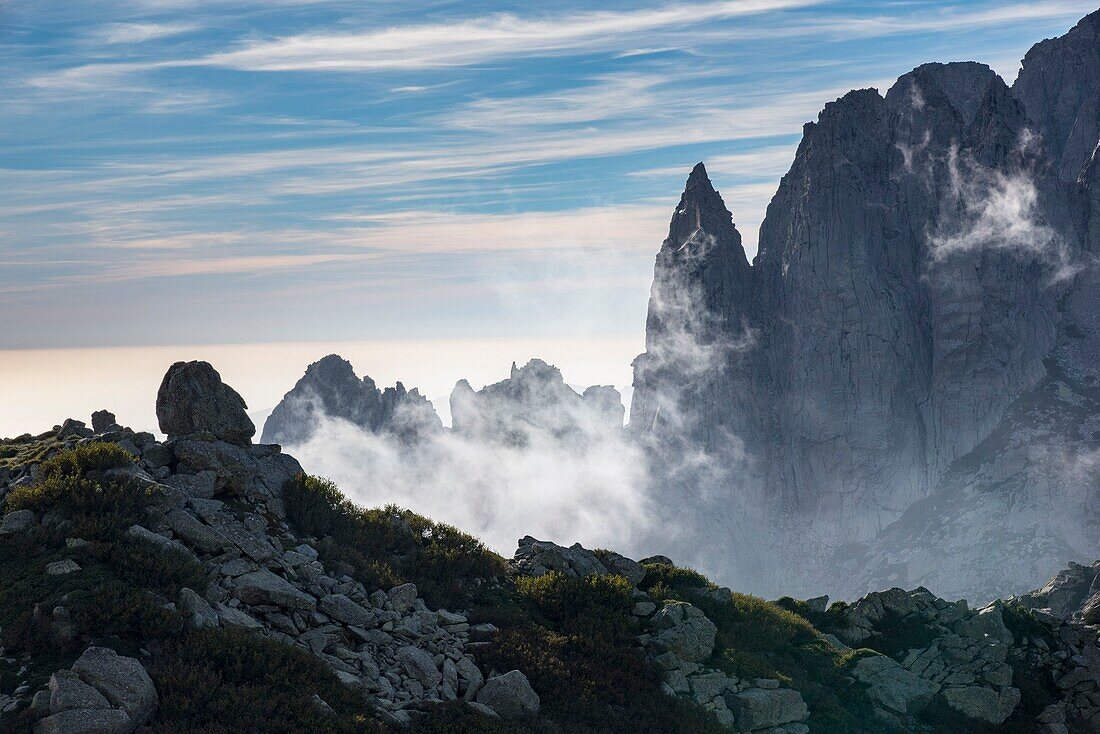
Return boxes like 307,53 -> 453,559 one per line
2,362 -> 1100,732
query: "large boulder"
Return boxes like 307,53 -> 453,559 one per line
475,670 -> 539,718
725,688 -> 809,730
650,601 -> 717,663
232,569 -> 316,611
170,439 -> 301,513
319,594 -> 374,627
512,537 -> 645,584
852,653 -> 940,715
91,410 -> 116,434
33,708 -> 133,734
156,361 -> 255,446
1018,561 -> 1100,620
396,646 -> 442,690
513,536 -> 608,578
70,647 -> 157,725
48,670 -> 110,714
940,686 -> 1021,725
0,509 -> 35,536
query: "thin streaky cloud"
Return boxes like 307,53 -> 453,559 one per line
630,146 -> 799,180
91,22 -> 201,45
197,0 -> 824,71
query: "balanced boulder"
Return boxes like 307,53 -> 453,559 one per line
156,361 -> 255,445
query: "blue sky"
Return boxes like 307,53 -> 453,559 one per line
1,0 -> 1097,351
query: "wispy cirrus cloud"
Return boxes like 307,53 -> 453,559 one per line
196,0 -> 821,71
2,0 -> 1095,354
630,145 -> 798,180
91,22 -> 200,45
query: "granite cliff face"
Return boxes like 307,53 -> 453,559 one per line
633,18 -> 1100,601
1014,10 -> 1100,184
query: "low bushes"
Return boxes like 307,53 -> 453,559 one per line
515,571 -> 634,637
469,569 -> 728,734
641,562 -> 882,733
149,627 -> 385,734
641,562 -> 816,654
35,442 -> 135,479
284,474 -> 505,608
860,610 -> 940,660
6,444 -> 150,541
409,702 -> 525,734
108,535 -> 209,596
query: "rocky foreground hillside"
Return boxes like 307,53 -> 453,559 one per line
0,360 -> 1098,733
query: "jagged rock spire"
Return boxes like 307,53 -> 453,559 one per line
663,162 -> 748,266
261,354 -> 440,445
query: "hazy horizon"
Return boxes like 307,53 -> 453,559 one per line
0,336 -> 640,439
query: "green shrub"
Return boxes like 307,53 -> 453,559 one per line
404,514 -> 507,606
6,444 -> 147,540
716,592 -> 818,653
36,442 -> 135,480
642,564 -> 816,655
410,703 -> 525,734
149,628 -> 385,734
638,563 -> 715,597
70,580 -> 183,644
474,568 -> 728,734
480,624 -> 725,732
0,433 -> 66,472
516,572 -> 634,638
636,563 -> 889,732
315,536 -> 403,592
284,475 -> 505,608
110,536 -> 208,596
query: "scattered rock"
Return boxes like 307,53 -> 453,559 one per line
396,646 -> 442,689
1,509 -> 35,535
650,601 -> 717,663
48,670 -> 110,714
726,688 -> 809,731
513,536 -> 608,578
179,588 -> 218,629
475,670 -> 540,718
941,686 -> 1021,725
71,647 -> 158,725
232,569 -> 316,611
320,594 -> 373,627
33,708 -> 133,734
46,560 -> 81,576
852,654 -> 940,715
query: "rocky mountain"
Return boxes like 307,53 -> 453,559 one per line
632,14 -> 1100,602
450,359 -> 625,445
261,354 -> 442,446
265,355 -> 626,448
2,360 -> 1100,733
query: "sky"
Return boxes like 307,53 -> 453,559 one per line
1,0 -> 1098,435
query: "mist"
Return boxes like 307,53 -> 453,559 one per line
281,371 -> 660,562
